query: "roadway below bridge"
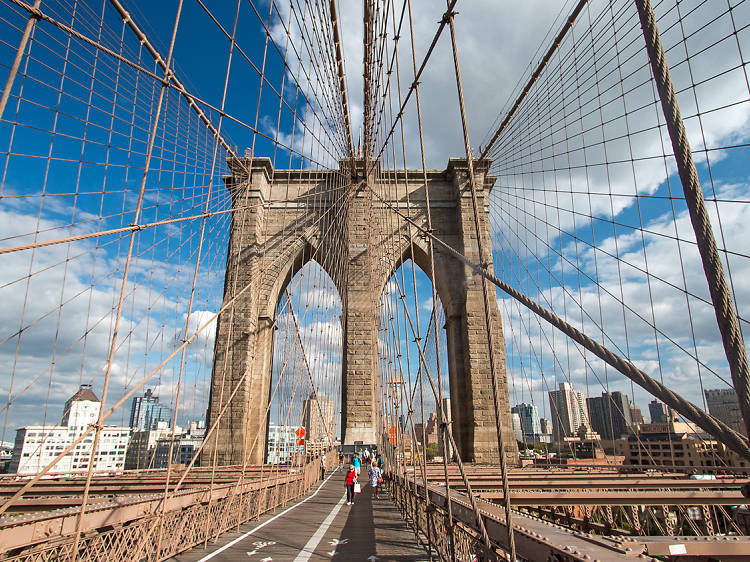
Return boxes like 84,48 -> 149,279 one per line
172,467 -> 429,562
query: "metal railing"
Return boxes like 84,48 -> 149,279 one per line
389,471 -> 750,561
1,456 -> 334,561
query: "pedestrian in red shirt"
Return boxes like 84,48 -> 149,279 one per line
345,464 -> 357,505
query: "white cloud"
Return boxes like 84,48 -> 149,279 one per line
498,180 -> 750,413
0,207 -> 221,435
3,0 -> 750,450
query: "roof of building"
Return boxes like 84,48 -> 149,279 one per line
68,384 -> 100,403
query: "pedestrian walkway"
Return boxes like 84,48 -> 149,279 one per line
172,468 -> 429,561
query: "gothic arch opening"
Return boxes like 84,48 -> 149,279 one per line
378,258 -> 450,461
266,258 -> 342,463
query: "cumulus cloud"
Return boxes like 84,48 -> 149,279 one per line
499,180 -> 750,413
0,206 -> 222,435
268,261 -> 342,430
3,0 -> 749,450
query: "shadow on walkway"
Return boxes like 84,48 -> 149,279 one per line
334,483 -> 428,561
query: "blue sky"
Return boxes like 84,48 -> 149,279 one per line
1,0 -> 749,449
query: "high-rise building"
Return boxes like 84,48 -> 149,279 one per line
539,418 -> 551,434
511,403 -> 542,441
586,391 -> 632,441
511,413 -> 524,443
152,422 -> 205,468
9,385 -> 130,475
614,420 -> 749,473
648,400 -> 671,424
548,382 -> 589,442
125,421 -> 175,470
302,394 -> 335,443
129,389 -> 171,431
705,388 -> 746,436
630,401 -> 645,425
61,384 -> 100,428
414,413 -> 438,445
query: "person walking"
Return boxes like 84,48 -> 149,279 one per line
345,464 -> 357,505
368,461 -> 382,500
376,454 -> 385,492
352,453 -> 361,476
320,453 -> 326,480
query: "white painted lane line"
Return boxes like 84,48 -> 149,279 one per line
292,493 -> 347,561
197,468 -> 340,562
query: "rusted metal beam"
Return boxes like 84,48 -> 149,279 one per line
627,536 -> 750,558
395,475 -> 635,561
0,459 -> 325,557
394,475 -> 750,561
0,475 -> 296,552
417,476 -> 746,491
477,489 -> 746,506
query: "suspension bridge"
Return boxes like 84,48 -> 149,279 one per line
0,0 -> 749,559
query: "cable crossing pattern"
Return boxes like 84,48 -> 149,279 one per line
0,0 -> 749,560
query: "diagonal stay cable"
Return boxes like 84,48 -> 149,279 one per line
479,0 -> 591,159
369,184 -> 750,463
366,0 -> 458,174
285,286 -> 336,450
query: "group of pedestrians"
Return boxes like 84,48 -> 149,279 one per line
344,450 -> 384,505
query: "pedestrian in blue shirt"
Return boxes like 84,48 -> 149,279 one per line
352,453 -> 361,476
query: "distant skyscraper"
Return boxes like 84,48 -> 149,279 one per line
266,424 -> 301,464
648,400 -> 670,424
125,422 -> 173,470
414,413 -> 438,445
539,418 -> 551,435
629,401 -> 645,425
129,389 -> 171,431
511,403 -> 542,440
548,382 -> 589,441
10,385 -> 130,475
586,391 -> 632,441
511,413 -> 523,443
302,394 -> 335,443
705,388 -> 746,436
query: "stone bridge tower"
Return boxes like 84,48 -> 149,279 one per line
202,157 -> 518,466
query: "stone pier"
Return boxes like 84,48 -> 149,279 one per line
203,157 -> 517,466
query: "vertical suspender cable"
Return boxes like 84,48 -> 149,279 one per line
71,2 -> 186,558
444,6 -> 516,558
0,0 -> 42,120
634,0 -> 750,439
403,0 -> 455,556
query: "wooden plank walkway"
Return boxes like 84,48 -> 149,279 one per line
172,467 -> 430,561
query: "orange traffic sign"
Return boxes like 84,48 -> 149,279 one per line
296,438 -> 305,446
388,426 -> 397,437
295,427 -> 306,438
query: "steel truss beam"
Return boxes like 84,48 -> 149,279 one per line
392,474 -> 750,561
0,459 -> 329,558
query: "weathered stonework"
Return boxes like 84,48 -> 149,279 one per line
202,157 -> 518,466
